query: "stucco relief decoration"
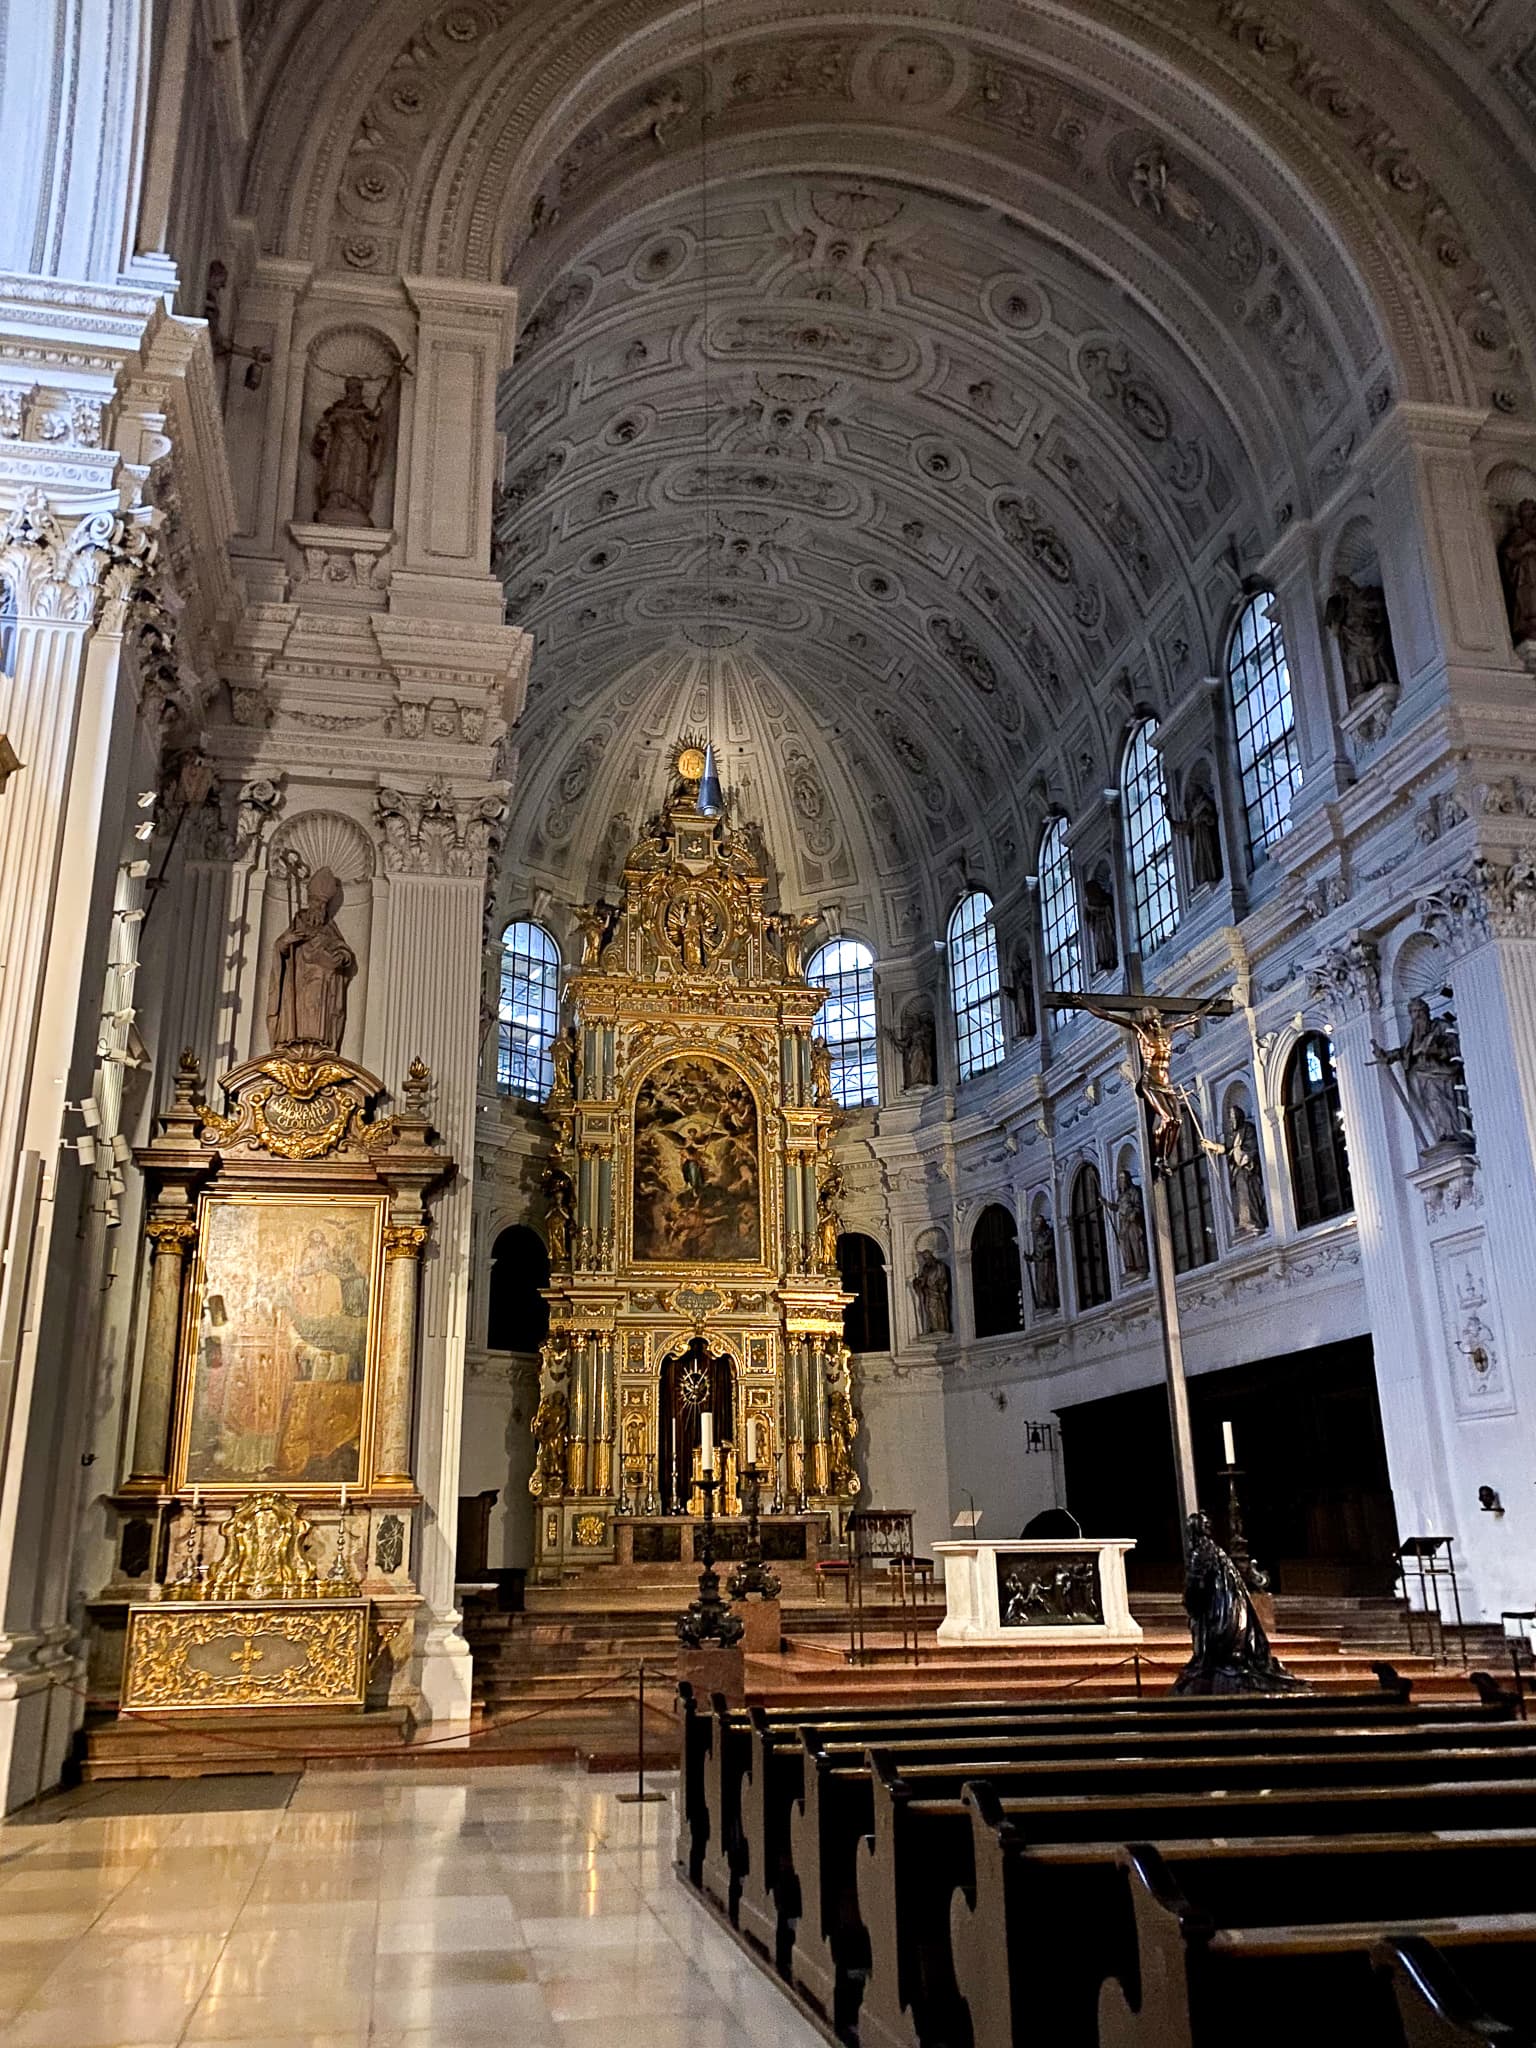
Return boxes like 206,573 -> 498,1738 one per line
1432,1239 -> 1515,1416
1220,2 -> 1527,413
1305,933 -> 1381,1016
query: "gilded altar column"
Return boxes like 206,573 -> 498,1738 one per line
593,1334 -> 615,1495
785,1336 -> 807,1503
375,1223 -> 430,1484
806,1336 -> 830,1496
784,1159 -> 803,1270
576,1143 -> 598,1267
126,1217 -> 198,1488
567,1334 -> 591,1492
596,1151 -> 613,1266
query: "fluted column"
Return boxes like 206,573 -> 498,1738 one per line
593,1335 -> 615,1496
806,1336 -> 830,1496
375,1224 -> 429,1485
125,1218 -> 198,1488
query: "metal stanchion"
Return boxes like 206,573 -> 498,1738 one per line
616,1660 -> 666,1805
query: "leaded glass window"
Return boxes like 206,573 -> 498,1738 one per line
498,920 -> 560,1100
948,891 -> 1005,1081
1123,720 -> 1179,953
1228,591 -> 1302,865
1038,817 -> 1083,995
808,938 -> 879,1108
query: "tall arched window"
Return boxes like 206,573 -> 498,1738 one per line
1069,1165 -> 1112,1309
1284,1032 -> 1353,1227
808,938 -> 879,1108
1228,591 -> 1302,865
948,890 -> 1005,1081
1122,720 -> 1179,953
838,1232 -> 891,1352
971,1203 -> 1023,1337
486,1225 -> 551,1352
1166,1108 -> 1217,1274
498,920 -> 560,1099
1038,817 -> 1083,994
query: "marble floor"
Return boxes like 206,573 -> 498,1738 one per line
0,1765 -> 826,2047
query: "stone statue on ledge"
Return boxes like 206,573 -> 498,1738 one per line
1499,498 -> 1536,648
1172,1511 -> 1306,1695
1371,997 -> 1473,1155
891,1004 -> 937,1090
1102,1166 -> 1149,1277
266,867 -> 356,1053
1024,1213 -> 1059,1313
311,372 -> 395,528
912,1247 -> 952,1335
1224,1103 -> 1268,1234
1324,575 -> 1399,704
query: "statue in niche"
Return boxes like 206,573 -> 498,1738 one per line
265,867 -> 356,1052
1084,871 -> 1118,972
811,1037 -> 834,1108
573,898 -> 620,969
891,1004 -> 937,1090
1024,1214 -> 1060,1313
912,1247 -> 952,1335
765,911 -> 819,980
311,368 -> 398,528
1324,576 -> 1399,703
550,1027 -> 577,1101
1008,946 -> 1037,1039
1372,997 -> 1474,1154
541,1164 -> 575,1267
1186,780 -> 1224,889
1102,1166 -> 1149,1276
815,1161 -> 844,1272
663,883 -> 726,970
1223,1103 -> 1268,1234
1499,499 -> 1536,647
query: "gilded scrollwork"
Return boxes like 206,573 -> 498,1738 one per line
197,1052 -> 398,1160
121,1603 -> 368,1712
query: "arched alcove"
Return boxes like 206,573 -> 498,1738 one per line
838,1232 -> 890,1353
486,1225 -> 551,1353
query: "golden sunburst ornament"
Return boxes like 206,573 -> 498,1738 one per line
675,742 -> 707,780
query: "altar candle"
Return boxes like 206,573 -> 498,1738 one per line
192,1487 -> 201,1512
746,1417 -> 760,1468
339,1484 -> 349,1513
701,1410 -> 715,1474
1221,1419 -> 1236,1466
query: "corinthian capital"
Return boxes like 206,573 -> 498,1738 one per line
0,490 -> 159,626
1423,857 -> 1536,945
1304,931 -> 1381,1019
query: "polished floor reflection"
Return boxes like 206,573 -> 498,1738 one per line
0,1764 -> 823,2046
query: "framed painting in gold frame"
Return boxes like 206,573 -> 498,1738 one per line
171,1192 -> 387,1494
630,1054 -> 764,1266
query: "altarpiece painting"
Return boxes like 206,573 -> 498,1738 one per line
632,1056 -> 761,1264
177,1194 -> 384,1490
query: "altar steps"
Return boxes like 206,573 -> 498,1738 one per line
78,1705 -> 416,1781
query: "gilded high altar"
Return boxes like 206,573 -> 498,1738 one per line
530,745 -> 858,1570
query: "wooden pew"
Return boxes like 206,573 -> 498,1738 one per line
1097,1842 -> 1536,2048
730,1696 -> 1511,1977
1375,1935 -> 1536,2047
951,1787 -> 1536,2048
803,1728 -> 1536,2039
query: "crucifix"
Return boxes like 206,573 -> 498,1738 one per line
1042,990 -> 1233,1543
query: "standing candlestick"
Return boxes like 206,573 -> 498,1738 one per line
1221,1419 -> 1236,1467
1221,1459 -> 1266,1592
676,1467 -> 744,1647
729,1462 -> 781,1602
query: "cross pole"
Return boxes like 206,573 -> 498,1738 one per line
1042,989 -> 1234,1551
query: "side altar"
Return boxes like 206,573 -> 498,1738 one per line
91,1016 -> 452,1717
529,744 -> 858,1575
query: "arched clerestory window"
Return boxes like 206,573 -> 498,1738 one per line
1165,1108 -> 1217,1274
498,919 -> 560,1100
1038,817 -> 1083,995
1069,1165 -> 1112,1309
1227,591 -> 1302,866
971,1202 -> 1023,1337
486,1225 -> 551,1352
1284,1032 -> 1353,1227
808,938 -> 879,1108
838,1232 -> 891,1352
948,890 -> 1005,1081
1122,719 -> 1179,953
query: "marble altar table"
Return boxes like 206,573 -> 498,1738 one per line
933,1537 -> 1142,1646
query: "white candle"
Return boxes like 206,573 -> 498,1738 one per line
746,1417 -> 760,1467
192,1487 -> 201,1512
700,1410 -> 715,1475
1221,1419 -> 1236,1466
339,1484 -> 348,1513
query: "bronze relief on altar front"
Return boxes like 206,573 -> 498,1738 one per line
631,1056 -> 761,1264
996,1551 -> 1104,1628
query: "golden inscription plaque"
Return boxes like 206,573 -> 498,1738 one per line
121,1600 -> 369,1713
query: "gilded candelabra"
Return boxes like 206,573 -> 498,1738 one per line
728,1462 -> 781,1602
676,1470 -> 744,1648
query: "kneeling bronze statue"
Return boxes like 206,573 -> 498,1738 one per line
1172,1510 -> 1307,1695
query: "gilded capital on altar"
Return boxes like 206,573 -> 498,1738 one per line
383,1223 -> 429,1260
